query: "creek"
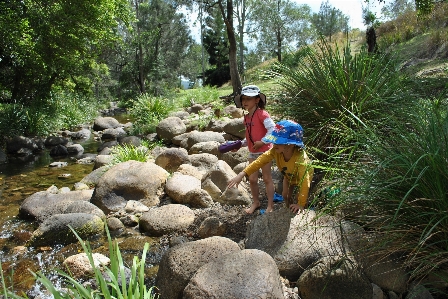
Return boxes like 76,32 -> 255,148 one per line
0,113 -> 163,296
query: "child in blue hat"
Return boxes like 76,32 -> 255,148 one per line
227,120 -> 314,214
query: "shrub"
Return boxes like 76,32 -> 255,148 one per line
129,94 -> 175,135
329,98 -> 448,290
268,38 -> 408,157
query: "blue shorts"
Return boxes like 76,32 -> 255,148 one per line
248,152 -> 264,160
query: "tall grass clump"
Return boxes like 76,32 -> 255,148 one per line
268,38 -> 408,157
129,94 -> 175,135
329,98 -> 448,293
108,143 -> 151,167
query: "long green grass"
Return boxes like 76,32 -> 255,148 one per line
108,143 -> 152,167
328,98 -> 448,292
268,38 -> 408,157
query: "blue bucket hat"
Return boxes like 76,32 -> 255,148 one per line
262,120 -> 304,147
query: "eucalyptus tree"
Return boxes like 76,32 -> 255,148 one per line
0,0 -> 132,105
234,0 -> 257,75
250,0 -> 312,62
178,0 -> 242,95
112,0 -> 192,97
311,0 -> 349,41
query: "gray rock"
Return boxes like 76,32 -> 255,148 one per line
183,249 -> 284,299
30,213 -> 104,246
223,117 -> 245,139
106,217 -> 125,232
220,146 -> 250,168
185,131 -> 225,150
118,136 -> 141,147
49,144 -> 68,156
155,236 -> 240,299
197,216 -> 226,238
201,160 -> 251,206
93,116 -> 121,131
165,173 -> 201,204
154,148 -> 189,173
79,166 -> 108,186
71,128 -> 91,140
297,255 -> 372,299
189,153 -> 219,173
185,189 -> 214,208
101,127 -> 127,140
44,136 -> 70,146
222,105 -> 244,118
156,116 -> 187,143
67,144 -> 84,155
245,209 -> 349,281
91,161 -> 169,214
93,154 -> 113,170
63,253 -> 110,280
188,141 -> 221,156
139,204 -> 195,236
6,136 -> 39,154
19,190 -> 94,221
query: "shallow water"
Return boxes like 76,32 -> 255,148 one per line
0,118 -> 162,296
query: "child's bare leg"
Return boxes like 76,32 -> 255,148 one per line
261,161 -> 274,212
282,178 -> 295,208
246,165 -> 261,214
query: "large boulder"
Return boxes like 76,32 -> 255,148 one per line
165,173 -> 201,204
245,209 -> 349,281
189,153 -> 219,173
223,117 -> 245,139
201,160 -> 251,206
154,148 -> 189,173
45,136 -> 70,146
184,131 -> 225,150
220,146 -> 250,169
93,116 -> 121,131
19,190 -> 94,221
139,204 -> 195,237
188,141 -> 221,156
6,136 -> 40,155
155,236 -> 240,299
91,161 -> 169,214
297,255 -> 372,299
183,249 -> 284,299
156,116 -> 187,143
30,213 -> 104,246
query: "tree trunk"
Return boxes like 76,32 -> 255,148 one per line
219,0 -> 242,95
135,0 -> 145,94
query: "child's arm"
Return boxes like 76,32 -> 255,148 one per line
290,151 -> 314,213
227,171 -> 247,189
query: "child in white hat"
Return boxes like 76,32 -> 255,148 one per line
232,85 -> 276,214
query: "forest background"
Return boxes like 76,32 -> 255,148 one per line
1,0 -> 448,297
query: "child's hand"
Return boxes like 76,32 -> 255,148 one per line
289,204 -> 304,214
227,172 -> 246,189
252,141 -> 264,151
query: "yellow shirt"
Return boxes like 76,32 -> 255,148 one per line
243,147 -> 313,207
